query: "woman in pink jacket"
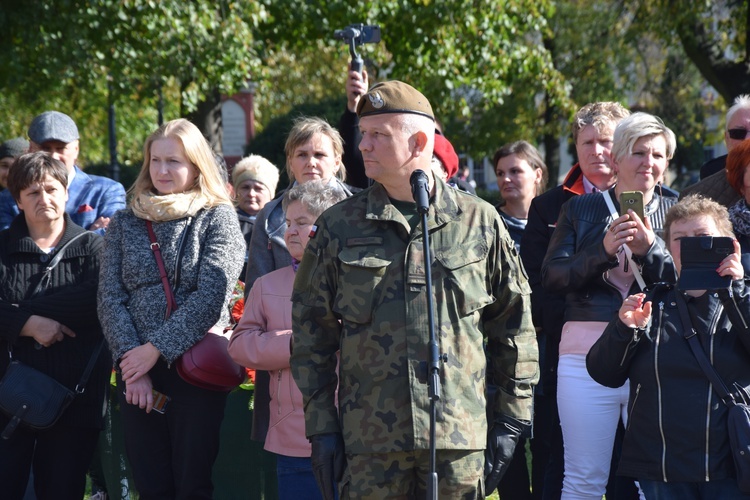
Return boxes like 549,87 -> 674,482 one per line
229,180 -> 346,500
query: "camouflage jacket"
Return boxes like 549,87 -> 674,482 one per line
290,178 -> 538,454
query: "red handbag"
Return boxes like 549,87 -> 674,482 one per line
146,220 -> 244,392
175,331 -> 244,391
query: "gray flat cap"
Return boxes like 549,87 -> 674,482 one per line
28,111 -> 79,144
0,137 -> 29,159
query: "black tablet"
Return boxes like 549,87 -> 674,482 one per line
678,236 -> 733,291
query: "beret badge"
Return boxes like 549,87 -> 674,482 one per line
368,91 -> 385,109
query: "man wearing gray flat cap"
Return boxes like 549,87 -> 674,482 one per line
0,111 -> 126,234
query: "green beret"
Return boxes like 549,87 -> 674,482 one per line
356,80 -> 434,121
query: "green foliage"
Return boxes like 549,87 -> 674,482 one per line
641,53 -> 718,178
630,0 -> 750,102
252,40 -> 352,127
0,0 -> 265,165
254,0 -> 569,159
475,188 -> 501,207
0,0 -> 745,187
86,162 -> 141,192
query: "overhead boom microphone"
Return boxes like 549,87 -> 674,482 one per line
410,169 -> 430,214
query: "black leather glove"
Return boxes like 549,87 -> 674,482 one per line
484,415 -> 528,494
310,432 -> 346,500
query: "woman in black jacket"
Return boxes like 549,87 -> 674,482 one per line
587,195 -> 750,499
0,152 -> 110,500
541,112 -> 677,499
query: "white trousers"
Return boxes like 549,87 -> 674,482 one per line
557,353 -> 630,500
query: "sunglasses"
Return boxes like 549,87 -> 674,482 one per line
728,128 -> 750,140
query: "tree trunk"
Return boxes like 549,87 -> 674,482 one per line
673,3 -> 750,103
542,33 -> 561,188
543,93 -> 561,189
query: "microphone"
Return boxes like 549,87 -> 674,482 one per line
410,169 -> 430,214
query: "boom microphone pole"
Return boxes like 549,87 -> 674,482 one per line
410,169 -> 443,500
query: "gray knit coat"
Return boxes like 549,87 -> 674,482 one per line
98,204 -> 244,364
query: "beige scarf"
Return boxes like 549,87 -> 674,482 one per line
131,190 -> 209,222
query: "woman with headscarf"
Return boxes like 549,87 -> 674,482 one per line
232,154 -> 279,279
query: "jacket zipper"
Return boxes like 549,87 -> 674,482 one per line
620,326 -> 642,367
655,301 -> 668,482
627,383 -> 641,432
277,370 -> 283,415
703,302 -> 725,481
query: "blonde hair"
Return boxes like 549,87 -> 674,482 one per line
284,117 -> 345,183
610,112 -> 677,165
129,119 -> 232,207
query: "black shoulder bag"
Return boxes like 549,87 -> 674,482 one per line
676,293 -> 750,493
0,232 -> 104,439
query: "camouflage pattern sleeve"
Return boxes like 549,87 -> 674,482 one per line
290,216 -> 342,437
484,219 -> 538,422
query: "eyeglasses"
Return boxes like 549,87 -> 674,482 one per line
728,128 -> 750,140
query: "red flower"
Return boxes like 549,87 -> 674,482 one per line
245,367 -> 256,384
231,298 -> 245,324
77,204 -> 94,213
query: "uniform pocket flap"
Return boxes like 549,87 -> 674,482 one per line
339,247 -> 390,269
435,240 -> 489,270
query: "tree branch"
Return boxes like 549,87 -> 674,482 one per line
674,6 -> 749,102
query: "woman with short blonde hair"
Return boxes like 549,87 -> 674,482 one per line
543,112 -> 678,499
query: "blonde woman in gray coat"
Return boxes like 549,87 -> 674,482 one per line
98,119 -> 244,499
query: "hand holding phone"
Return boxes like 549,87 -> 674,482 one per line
619,191 -> 644,220
151,389 -> 170,414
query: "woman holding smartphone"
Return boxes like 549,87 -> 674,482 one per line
98,119 -> 244,498
542,112 -> 678,499
588,195 -> 749,499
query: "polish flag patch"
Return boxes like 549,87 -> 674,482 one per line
309,225 -> 318,238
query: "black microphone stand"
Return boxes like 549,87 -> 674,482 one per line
411,170 -> 443,500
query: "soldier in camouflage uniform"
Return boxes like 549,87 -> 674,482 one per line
290,80 -> 539,499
